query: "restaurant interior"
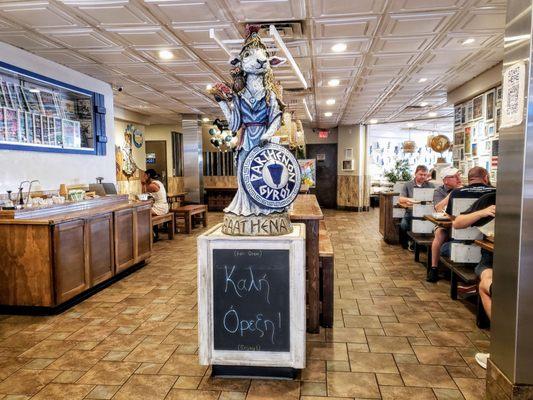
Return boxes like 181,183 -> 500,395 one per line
0,0 -> 531,399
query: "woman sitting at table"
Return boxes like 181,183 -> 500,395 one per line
141,169 -> 169,216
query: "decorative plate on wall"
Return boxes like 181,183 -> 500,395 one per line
133,128 -> 144,148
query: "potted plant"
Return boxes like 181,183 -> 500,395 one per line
384,160 -> 412,188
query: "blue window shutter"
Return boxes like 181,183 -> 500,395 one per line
93,93 -> 107,156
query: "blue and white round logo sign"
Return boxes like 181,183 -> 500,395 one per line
241,143 -> 301,209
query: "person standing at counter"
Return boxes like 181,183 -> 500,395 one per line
398,165 -> 434,250
141,169 -> 169,215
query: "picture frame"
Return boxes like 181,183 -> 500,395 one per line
4,108 -> 19,142
454,130 -> 464,145
485,89 -> 495,122
342,159 -> 354,171
33,114 -> 43,144
0,108 -> 5,141
344,148 -> 353,159
472,94 -> 483,120
472,142 -> 478,157
487,123 -> 495,138
25,111 -> 34,143
465,100 -> 473,122
454,105 -> 462,127
464,126 -> 472,154
1,81 -> 12,108
461,104 -> 466,124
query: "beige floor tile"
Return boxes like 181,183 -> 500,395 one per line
124,342 -> 177,363
367,336 -> 414,354
433,388 -> 465,400
0,369 -> 61,396
453,377 -> 486,400
47,349 -> 107,371
412,346 -> 467,367
173,376 -> 202,389
426,332 -> 473,347
159,353 -> 208,376
326,371 -> 380,398
165,389 -> 220,400
398,364 -> 456,389
325,327 -> 366,343
349,352 -> 398,373
78,361 -> 139,385
307,342 -> 348,361
380,386 -> 437,399
382,322 -> 426,337
30,383 -> 93,400
113,374 -> 177,400
376,373 -> 404,386
85,385 -> 120,399
246,380 -> 299,400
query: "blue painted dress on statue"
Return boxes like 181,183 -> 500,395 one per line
226,90 -> 281,216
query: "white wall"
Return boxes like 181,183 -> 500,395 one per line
0,42 -> 115,193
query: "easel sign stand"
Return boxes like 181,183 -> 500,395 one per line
198,24 -> 306,379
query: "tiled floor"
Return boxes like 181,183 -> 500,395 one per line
0,209 -> 489,400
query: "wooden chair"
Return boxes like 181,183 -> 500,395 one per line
407,231 -> 434,269
173,205 -> 208,234
319,220 -> 334,328
152,212 -> 175,240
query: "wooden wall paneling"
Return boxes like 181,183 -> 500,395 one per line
134,203 -> 152,263
86,212 -> 115,286
114,208 -> 135,273
53,219 -> 90,304
0,224 -> 54,306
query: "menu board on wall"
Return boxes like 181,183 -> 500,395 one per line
0,66 -> 95,152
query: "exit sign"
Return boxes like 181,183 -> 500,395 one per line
318,129 -> 329,138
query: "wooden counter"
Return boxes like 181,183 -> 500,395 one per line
0,195 -> 152,310
289,194 -> 323,333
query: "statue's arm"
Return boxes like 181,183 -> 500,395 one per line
217,98 -> 241,132
261,92 -> 282,141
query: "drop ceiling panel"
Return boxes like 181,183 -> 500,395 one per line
173,24 -> 241,45
33,49 -> 91,65
82,49 -> 142,64
316,55 -> 362,69
383,12 -> 455,36
225,0 -> 306,21
109,28 -> 181,47
313,38 -> 370,55
389,0 -> 466,12
44,29 -> 118,48
145,1 -> 227,25
313,17 -> 378,39
0,3 -> 83,29
0,32 -> 60,49
455,7 -> 506,33
310,0 -> 385,18
374,36 -> 431,53
73,3 -> 156,27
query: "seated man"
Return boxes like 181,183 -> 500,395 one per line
453,192 -> 496,370
398,165 -> 434,250
427,167 -> 462,282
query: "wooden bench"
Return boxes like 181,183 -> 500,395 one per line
319,220 -> 334,328
439,256 -> 489,329
173,204 -> 208,234
152,212 -> 175,240
407,231 -> 434,269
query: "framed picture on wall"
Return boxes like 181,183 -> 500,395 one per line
454,130 -> 464,145
454,105 -> 462,127
485,89 -> 495,122
461,104 -> 466,124
466,100 -> 473,122
342,159 -> 354,171
487,123 -> 495,138
473,94 -> 484,120
464,126 -> 472,154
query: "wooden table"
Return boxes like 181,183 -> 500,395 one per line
289,194 -> 323,333
475,238 -> 494,253
174,204 -> 208,234
379,192 -> 400,244
424,215 -> 452,229
167,192 -> 187,211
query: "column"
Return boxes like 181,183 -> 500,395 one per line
487,0 -> 533,397
337,124 -> 369,210
181,115 -> 204,204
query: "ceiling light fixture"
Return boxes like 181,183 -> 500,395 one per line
369,119 -> 378,124
420,101 -> 428,107
29,88 -> 40,93
202,117 -> 210,122
206,84 -> 213,91
326,98 -> 336,105
328,79 -> 340,87
418,78 -> 427,83
428,112 -> 437,117
270,25 -> 308,89
331,43 -> 347,53
462,38 -> 475,45
324,112 -> 333,117
158,50 -> 174,60
303,98 -> 313,121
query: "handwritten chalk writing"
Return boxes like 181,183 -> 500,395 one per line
223,306 -> 281,344
238,344 -> 261,351
224,265 -> 271,304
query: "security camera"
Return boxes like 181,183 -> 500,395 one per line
117,86 -> 124,92
113,84 -> 124,92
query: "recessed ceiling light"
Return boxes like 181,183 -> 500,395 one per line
369,119 -> 378,124
29,88 -> 40,93
324,112 -> 333,117
428,112 -> 437,117
158,50 -> 174,60
206,84 -> 213,91
462,38 -> 475,45
326,99 -> 336,105
202,117 -> 210,122
418,78 -> 428,83
328,79 -> 340,87
420,102 -> 428,107
331,43 -> 347,53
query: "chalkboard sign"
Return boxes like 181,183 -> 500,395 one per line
213,249 -> 290,352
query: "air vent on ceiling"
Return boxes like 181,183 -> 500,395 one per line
405,105 -> 426,110
240,21 -> 305,40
